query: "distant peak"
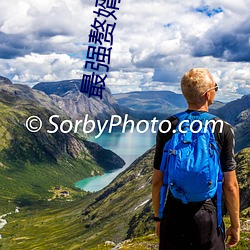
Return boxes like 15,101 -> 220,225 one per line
0,76 -> 12,85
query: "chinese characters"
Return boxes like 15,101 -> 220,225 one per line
80,0 -> 121,99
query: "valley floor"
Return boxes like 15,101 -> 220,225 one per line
0,198 -> 249,250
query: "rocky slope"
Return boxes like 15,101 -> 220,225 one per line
213,94 -> 250,126
33,80 -> 124,123
209,94 -> 250,152
234,108 -> 250,152
235,148 -> 250,214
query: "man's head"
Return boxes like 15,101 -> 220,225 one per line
181,68 -> 217,106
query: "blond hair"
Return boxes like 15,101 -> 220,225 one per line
181,68 -> 214,104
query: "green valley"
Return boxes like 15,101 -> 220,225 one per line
0,81 -> 124,214
0,147 -> 249,249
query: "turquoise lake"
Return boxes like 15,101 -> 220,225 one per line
75,129 -> 156,192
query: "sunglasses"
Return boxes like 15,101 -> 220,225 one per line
203,83 -> 218,95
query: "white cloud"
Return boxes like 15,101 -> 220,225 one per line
0,0 -> 249,101
0,53 -> 84,86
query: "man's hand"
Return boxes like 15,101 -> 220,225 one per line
223,171 -> 240,248
152,169 -> 163,240
225,225 -> 240,248
155,221 -> 161,239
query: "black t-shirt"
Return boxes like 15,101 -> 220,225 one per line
153,110 -> 237,172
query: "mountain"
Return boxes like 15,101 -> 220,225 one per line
1,146 -> 249,249
209,100 -> 225,110
211,94 -> 250,152
114,91 -> 249,125
235,148 -> 250,214
234,109 -> 250,152
213,94 -> 250,125
114,91 -> 186,120
0,78 -> 125,212
0,76 -> 12,85
114,91 -> 225,120
33,80 -> 124,123
33,82 -> 228,122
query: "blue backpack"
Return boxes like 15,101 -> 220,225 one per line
158,111 -> 223,228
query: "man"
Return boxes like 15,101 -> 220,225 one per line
152,68 -> 240,249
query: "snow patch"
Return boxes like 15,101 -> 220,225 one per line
0,208 -> 20,238
138,185 -> 145,190
0,219 -> 7,229
134,199 -> 150,210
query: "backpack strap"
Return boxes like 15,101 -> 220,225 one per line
200,112 -> 223,230
174,111 -> 189,122
158,143 -> 171,219
159,183 -> 168,219
201,112 -> 223,230
217,168 -> 223,231
174,111 -> 218,125
158,112 -> 188,218
200,112 -> 217,120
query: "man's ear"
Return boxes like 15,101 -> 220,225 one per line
204,92 -> 209,100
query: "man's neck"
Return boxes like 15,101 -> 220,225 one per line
187,103 -> 209,112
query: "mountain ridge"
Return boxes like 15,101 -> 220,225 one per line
33,80 -> 124,124
0,75 -> 12,85
0,78 -> 125,212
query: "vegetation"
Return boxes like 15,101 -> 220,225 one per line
235,148 -> 250,214
1,209 -> 249,250
1,147 -> 249,249
0,81 -> 249,249
0,84 -> 123,214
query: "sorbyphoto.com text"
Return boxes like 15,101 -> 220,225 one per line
25,114 -> 224,138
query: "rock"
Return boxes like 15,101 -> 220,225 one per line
105,240 -> 116,247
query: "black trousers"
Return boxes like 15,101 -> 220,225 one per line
159,195 -> 225,250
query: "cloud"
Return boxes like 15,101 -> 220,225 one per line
0,0 -> 93,57
0,53 -> 84,86
0,0 -> 249,101
192,18 -> 250,62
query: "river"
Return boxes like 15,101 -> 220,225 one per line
75,129 -> 156,192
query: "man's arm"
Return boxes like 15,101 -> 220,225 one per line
152,169 -> 163,239
152,118 -> 176,239
223,170 -> 240,248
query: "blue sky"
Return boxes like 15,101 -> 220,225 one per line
0,0 -> 249,102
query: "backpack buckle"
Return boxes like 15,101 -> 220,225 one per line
169,149 -> 176,155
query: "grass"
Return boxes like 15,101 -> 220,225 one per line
0,95 -> 106,214
0,198 -> 89,250
85,225 -> 250,250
